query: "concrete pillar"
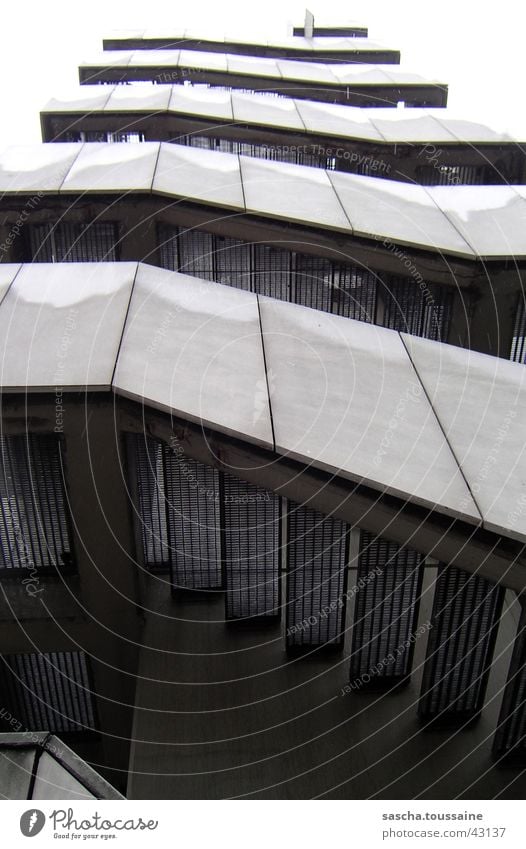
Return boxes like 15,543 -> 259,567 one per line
463,269 -> 522,358
118,199 -> 163,267
57,397 -> 143,792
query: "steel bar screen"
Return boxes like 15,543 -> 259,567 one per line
349,531 -> 424,685
160,225 -> 215,279
286,502 -> 349,650
0,651 -> 97,734
174,225 -> 215,280
252,244 -> 293,301
52,127 -> 512,183
174,135 -> 334,169
26,222 -> 119,262
415,164 -> 496,186
0,433 -> 72,572
419,565 -> 504,721
334,264 -> 377,321
223,474 -> 281,620
294,254 -> 333,313
64,130 -> 145,143
494,606 -> 526,759
164,448 -> 222,590
157,225 -> 452,339
126,435 -> 169,570
382,276 -> 453,342
126,435 -> 222,587
214,237 -> 252,290
510,294 -> 526,364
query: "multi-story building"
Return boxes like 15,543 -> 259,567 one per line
0,14 -> 525,799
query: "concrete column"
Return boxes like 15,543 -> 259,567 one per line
59,397 -> 143,792
464,269 -> 521,358
118,198 -> 163,267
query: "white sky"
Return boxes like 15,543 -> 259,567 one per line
1,0 -> 526,151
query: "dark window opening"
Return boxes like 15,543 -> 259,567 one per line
349,531 -> 424,686
382,275 -> 453,342
62,131 -> 145,144
158,224 -> 381,325
494,606 -> 526,761
25,222 -> 120,263
286,502 -> 350,651
173,134 -> 334,169
223,474 -> 281,621
415,163 -> 503,186
510,293 -> 526,364
252,243 -> 293,301
158,223 -> 452,340
126,435 -> 221,589
165,450 -> 222,592
0,433 -> 73,573
127,435 -> 281,613
419,565 -> 504,723
0,651 -> 97,735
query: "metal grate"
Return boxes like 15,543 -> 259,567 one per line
223,473 -> 281,620
26,222 -> 119,263
85,131 -> 145,143
180,228 -> 217,279
382,276 -> 453,341
158,224 -> 457,339
159,225 -> 215,279
55,127 -> 509,184
215,236 -> 252,290
174,135 -> 331,169
419,565 -> 504,721
294,254 -> 333,313
349,531 -> 423,685
164,449 -> 222,590
126,435 -> 170,570
62,131 -> 82,142
158,224 -> 181,273
185,84 -> 287,99
286,502 -> 349,651
510,293 -> 526,364
334,264 -> 377,321
252,244 -> 293,301
290,255 -> 376,320
168,136 -> 505,181
126,435 -> 222,587
0,651 -> 97,734
415,164 -> 498,186
494,605 -> 526,759
0,433 -> 73,572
